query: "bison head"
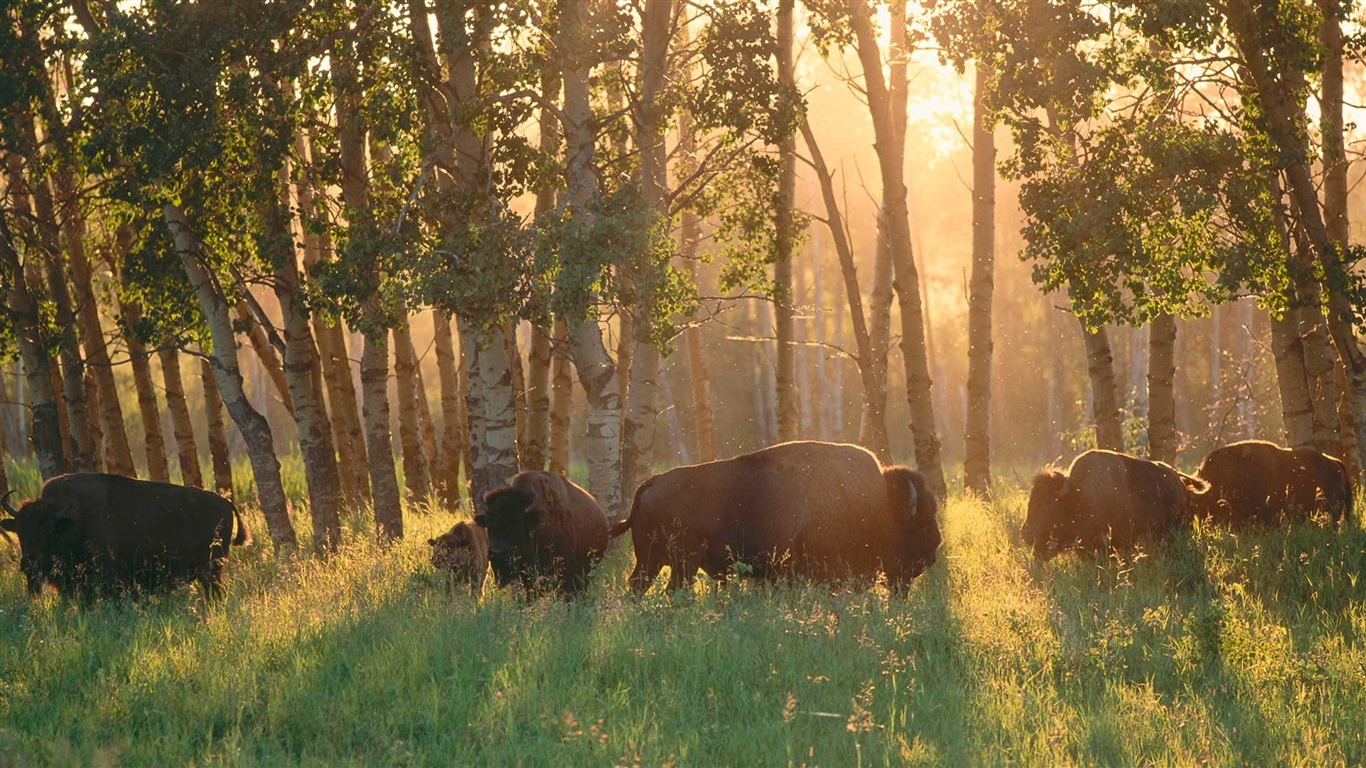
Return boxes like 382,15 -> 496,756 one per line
428,521 -> 488,592
884,467 -> 941,580
1022,470 -> 1068,560
476,487 -> 542,588
0,491 -> 77,597
1176,472 -> 1213,521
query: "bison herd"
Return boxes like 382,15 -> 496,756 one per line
0,439 -> 1354,602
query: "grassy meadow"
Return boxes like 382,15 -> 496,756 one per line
0,465 -> 1364,766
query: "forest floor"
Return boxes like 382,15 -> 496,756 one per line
0,466 -> 1363,766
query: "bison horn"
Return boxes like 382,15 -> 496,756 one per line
1,490 -> 18,518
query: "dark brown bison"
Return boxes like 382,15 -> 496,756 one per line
0,473 -> 247,599
1192,440 -> 1353,527
475,471 -> 609,596
1022,450 -> 1208,560
610,441 -> 941,591
428,521 -> 489,593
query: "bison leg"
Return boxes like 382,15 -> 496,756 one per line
666,557 -> 699,590
199,558 -> 227,602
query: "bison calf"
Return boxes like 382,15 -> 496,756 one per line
428,521 -> 489,593
612,441 -> 941,591
1,473 -> 248,599
1193,440 -> 1353,527
1022,450 -> 1208,560
475,472 -> 609,597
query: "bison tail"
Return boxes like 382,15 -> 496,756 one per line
611,479 -> 653,538
232,504 -> 251,547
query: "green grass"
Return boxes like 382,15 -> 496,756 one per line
0,481 -> 1363,766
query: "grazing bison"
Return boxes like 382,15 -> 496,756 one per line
1022,450 -> 1208,560
428,520 -> 489,593
0,473 -> 247,599
611,441 -> 941,591
1192,440 -> 1353,527
475,472 -> 609,596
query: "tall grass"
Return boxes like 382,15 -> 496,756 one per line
0,471 -> 1362,766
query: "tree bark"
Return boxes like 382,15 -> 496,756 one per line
112,226 -> 170,482
549,318 -> 572,475
466,322 -> 521,512
1147,313 -> 1177,463
165,203 -> 294,547
269,182 -> 343,550
505,321 -> 530,462
200,356 -> 235,498
963,62 -> 996,493
158,349 -> 204,487
335,24 -> 403,538
432,311 -> 464,506
557,0 -> 624,516
1080,321 -> 1125,451
524,322 -> 553,471
1319,0 -> 1358,478
393,312 -> 432,504
84,367 -> 105,472
848,0 -> 944,494
27,162 -> 95,471
234,300 -> 294,419
773,0 -> 799,443
798,119 -> 886,459
1226,0 -> 1366,470
360,326 -> 403,538
676,59 -> 716,464
621,0 -> 672,499
52,167 -> 134,476
0,215 -> 66,478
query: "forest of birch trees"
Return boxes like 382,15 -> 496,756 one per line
1,0 -> 1363,549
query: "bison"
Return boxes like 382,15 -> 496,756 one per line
1192,440 -> 1353,527
611,441 -> 941,591
1022,450 -> 1209,560
475,471 -> 609,596
0,473 -> 248,599
428,520 -> 489,593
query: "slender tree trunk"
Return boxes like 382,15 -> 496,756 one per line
505,321 -> 529,462
432,311 -> 464,506
393,313 -> 432,504
963,62 -> 996,493
113,226 -> 170,482
415,365 -> 442,484
52,168 -> 134,476
524,323 -> 553,471
798,118 -> 886,459
558,0 -> 623,516
360,326 -> 403,538
269,183 -> 343,551
28,165 -> 95,471
463,322 -> 520,512
1227,0 -> 1366,470
158,349 -> 204,487
621,0 -> 672,499
84,368 -> 105,472
1290,221 -> 1342,453
165,204 -> 294,547
773,0 -> 799,443
0,215 -> 66,478
234,300 -> 294,419
848,0 -> 944,494
1148,313 -> 1177,463
200,357 -> 235,498
1319,0 -> 1359,478
335,27 -> 402,538
296,126 -> 369,507
676,69 -> 716,463
549,319 -> 572,475
1080,321 -> 1125,451
522,66 -> 560,474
